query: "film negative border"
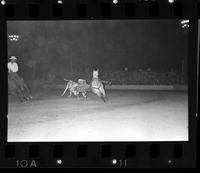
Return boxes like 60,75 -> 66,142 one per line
0,0 -> 198,168
0,142 -> 196,168
0,0 -> 198,19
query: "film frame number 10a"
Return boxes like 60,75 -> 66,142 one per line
0,0 -> 199,169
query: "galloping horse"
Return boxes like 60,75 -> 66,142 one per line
90,69 -> 111,102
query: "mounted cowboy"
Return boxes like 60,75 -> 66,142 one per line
8,56 -> 33,101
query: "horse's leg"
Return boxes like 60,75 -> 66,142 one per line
100,94 -> 107,102
100,86 -> 108,102
21,78 -> 33,99
98,92 -> 106,102
20,89 -> 29,101
62,85 -> 68,96
15,89 -> 25,102
69,91 -> 72,97
8,87 -> 23,102
101,87 -> 106,97
24,83 -> 33,99
82,92 -> 87,98
95,90 -> 106,102
13,77 -> 27,101
8,90 -> 18,98
19,89 -> 29,102
18,85 -> 30,101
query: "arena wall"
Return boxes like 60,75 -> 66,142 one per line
43,84 -> 188,91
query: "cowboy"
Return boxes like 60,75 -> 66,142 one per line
7,56 -> 21,83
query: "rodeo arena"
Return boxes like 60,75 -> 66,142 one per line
7,20 -> 188,142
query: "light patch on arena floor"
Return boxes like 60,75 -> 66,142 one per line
7,90 -> 188,142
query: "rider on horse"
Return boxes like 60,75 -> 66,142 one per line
8,56 -> 32,101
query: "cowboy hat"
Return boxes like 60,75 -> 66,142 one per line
10,56 -> 17,60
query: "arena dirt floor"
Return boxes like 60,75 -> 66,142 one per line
7,88 -> 188,142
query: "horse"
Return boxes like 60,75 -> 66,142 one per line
8,73 -> 33,102
90,69 -> 111,102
